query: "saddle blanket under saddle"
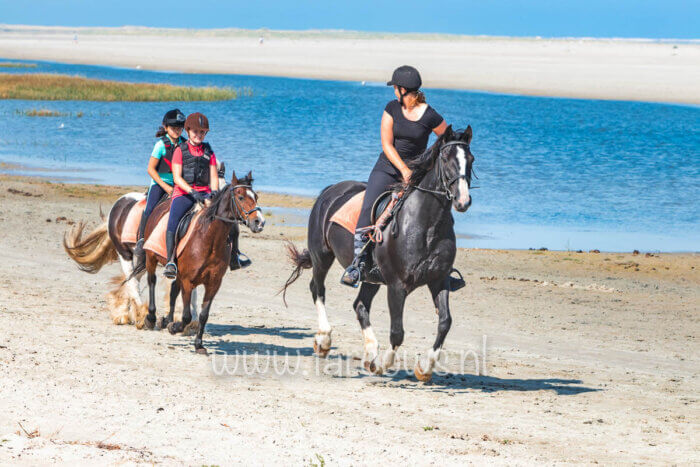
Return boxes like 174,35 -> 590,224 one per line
329,190 -> 398,235
120,198 -> 147,244
144,208 -> 203,259
329,192 -> 364,233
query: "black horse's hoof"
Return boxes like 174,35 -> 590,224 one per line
195,347 -> 209,356
167,321 -> 183,335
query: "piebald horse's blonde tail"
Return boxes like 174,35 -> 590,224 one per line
63,221 -> 118,273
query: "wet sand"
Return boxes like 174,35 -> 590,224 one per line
1,25 -> 699,104
0,175 -> 698,464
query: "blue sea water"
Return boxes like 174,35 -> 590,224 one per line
1,59 -> 698,251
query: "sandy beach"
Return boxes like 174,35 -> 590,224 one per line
0,174 -> 697,464
1,25 -> 699,104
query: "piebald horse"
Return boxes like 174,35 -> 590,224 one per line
283,126 -> 475,382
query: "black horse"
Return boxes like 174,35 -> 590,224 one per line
283,125 -> 475,382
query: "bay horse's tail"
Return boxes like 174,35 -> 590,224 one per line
63,221 -> 118,273
280,241 -> 312,306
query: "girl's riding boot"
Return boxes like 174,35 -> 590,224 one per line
163,231 -> 178,279
133,214 -> 148,268
229,250 -> 252,271
341,229 -> 370,287
228,229 -> 252,271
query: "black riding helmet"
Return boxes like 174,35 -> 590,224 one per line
162,108 -> 186,128
387,65 -> 422,92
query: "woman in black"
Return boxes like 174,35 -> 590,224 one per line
341,65 -> 447,287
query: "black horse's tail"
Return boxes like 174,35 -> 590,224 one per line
280,241 -> 312,306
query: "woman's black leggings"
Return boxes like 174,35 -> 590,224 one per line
357,167 -> 401,229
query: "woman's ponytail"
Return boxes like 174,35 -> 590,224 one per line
155,125 -> 166,138
401,90 -> 426,108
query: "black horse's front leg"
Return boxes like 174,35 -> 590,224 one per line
415,278 -> 452,382
366,284 -> 405,375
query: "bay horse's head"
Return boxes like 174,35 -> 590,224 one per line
408,124 -> 475,212
228,170 -> 265,233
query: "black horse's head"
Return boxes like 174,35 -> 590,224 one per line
408,124 -> 475,212
442,125 -> 474,212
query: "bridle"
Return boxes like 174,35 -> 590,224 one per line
413,141 -> 472,201
213,184 -> 261,226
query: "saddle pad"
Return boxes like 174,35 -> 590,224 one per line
120,198 -> 147,244
144,210 -> 203,259
330,191 -> 365,234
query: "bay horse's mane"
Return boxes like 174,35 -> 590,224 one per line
202,174 -> 254,225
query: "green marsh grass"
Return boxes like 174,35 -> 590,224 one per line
16,109 -> 67,117
0,62 -> 38,69
0,73 -> 241,101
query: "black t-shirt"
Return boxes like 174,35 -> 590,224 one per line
377,99 -> 444,175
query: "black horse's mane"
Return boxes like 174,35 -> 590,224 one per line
203,174 -> 254,224
403,129 -> 466,188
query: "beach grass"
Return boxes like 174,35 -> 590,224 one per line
16,108 -> 68,117
0,73 -> 241,101
0,62 -> 38,68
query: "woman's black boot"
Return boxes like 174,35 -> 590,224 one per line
340,229 -> 370,287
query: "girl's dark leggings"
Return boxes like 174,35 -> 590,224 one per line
357,167 -> 400,229
167,194 -> 195,234
138,184 -> 168,239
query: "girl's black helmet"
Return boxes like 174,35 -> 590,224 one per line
163,109 -> 186,128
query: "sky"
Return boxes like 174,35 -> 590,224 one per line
0,0 -> 698,39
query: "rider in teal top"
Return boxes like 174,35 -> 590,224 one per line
133,109 -> 187,269
149,138 -> 177,187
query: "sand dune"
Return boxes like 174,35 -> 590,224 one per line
0,25 -> 698,104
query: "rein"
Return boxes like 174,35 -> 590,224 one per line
213,184 -> 261,225
412,141 -> 471,201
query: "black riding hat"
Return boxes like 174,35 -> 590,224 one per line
163,109 -> 186,128
387,65 -> 422,91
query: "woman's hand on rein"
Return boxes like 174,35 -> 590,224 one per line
401,168 -> 413,184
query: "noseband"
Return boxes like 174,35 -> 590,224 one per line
214,184 -> 261,225
413,141 -> 471,201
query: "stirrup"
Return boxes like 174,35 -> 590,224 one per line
340,264 -> 361,288
449,268 -> 466,292
238,253 -> 252,268
163,262 -> 178,279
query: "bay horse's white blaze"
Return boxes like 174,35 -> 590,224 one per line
314,298 -> 332,353
455,147 -> 470,206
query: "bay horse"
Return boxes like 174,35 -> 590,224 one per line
282,125 -> 474,382
140,171 -> 265,354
